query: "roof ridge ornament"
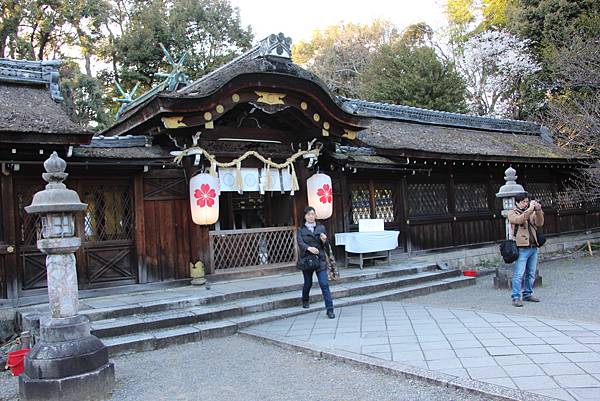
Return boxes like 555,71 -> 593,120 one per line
154,43 -> 189,91
0,58 -> 63,102
257,33 -> 292,59
113,81 -> 140,116
113,43 -> 189,118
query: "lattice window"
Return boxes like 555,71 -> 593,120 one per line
408,183 -> 448,217
455,183 -> 488,212
16,184 -> 44,246
556,191 -> 582,210
210,227 -> 296,270
350,183 -> 371,224
528,183 -> 555,208
83,185 -> 133,241
587,197 -> 600,209
374,184 -> 395,222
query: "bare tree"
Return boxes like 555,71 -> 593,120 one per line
546,36 -> 600,203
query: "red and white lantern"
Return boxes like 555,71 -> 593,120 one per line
189,173 -> 220,225
306,173 -> 333,219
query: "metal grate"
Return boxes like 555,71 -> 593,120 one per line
374,184 -> 395,222
528,182 -> 555,208
408,183 -> 448,216
455,183 -> 488,212
82,185 -> 133,241
209,226 -> 297,271
350,183 -> 371,224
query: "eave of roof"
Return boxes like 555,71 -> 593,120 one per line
358,119 -> 586,162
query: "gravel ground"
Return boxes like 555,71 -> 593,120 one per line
403,254 -> 600,323
0,335 -> 495,401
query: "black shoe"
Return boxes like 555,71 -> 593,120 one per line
326,310 -> 335,319
302,301 -> 309,309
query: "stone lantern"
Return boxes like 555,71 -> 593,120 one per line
495,167 -> 525,240
494,166 -> 541,289
19,152 -> 114,401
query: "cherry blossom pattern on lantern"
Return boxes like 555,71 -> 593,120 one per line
317,184 -> 332,204
194,184 -> 216,207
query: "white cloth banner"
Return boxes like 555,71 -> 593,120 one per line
218,168 -> 260,192
218,167 -> 293,192
259,168 -> 292,192
335,231 -> 399,254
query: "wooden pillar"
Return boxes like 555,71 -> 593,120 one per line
134,172 -> 147,284
293,160 -> 309,225
72,179 -> 88,289
1,173 -> 18,301
448,167 -> 458,247
399,175 -> 411,254
339,172 -> 350,233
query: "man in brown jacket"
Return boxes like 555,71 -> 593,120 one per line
507,192 -> 544,307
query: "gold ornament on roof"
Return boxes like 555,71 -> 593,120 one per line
255,91 -> 286,105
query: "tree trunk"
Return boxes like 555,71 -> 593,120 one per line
0,31 -> 7,58
85,54 -> 92,77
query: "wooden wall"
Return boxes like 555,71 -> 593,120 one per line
338,164 -> 600,253
140,169 -> 209,282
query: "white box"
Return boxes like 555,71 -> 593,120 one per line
358,219 -> 384,232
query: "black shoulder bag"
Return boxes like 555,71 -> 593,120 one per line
533,224 -> 546,246
299,253 -> 320,272
499,224 -> 519,263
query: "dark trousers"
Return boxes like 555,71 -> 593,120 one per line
302,268 -> 334,311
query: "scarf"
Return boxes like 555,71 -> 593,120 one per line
305,222 -> 316,232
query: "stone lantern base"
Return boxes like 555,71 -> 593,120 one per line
494,264 -> 543,289
19,315 -> 114,401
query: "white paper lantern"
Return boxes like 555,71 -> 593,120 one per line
189,173 -> 220,225
306,173 -> 333,219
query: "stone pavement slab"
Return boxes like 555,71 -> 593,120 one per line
248,302 -> 600,401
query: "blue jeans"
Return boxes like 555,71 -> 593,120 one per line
302,268 -> 334,311
512,247 -> 538,300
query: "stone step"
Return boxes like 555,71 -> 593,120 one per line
102,275 -> 475,355
18,263 -> 437,327
90,269 -> 460,338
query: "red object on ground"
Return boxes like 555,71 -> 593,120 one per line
6,348 -> 30,376
463,270 -> 478,277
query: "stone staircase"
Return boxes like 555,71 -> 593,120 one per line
18,263 -> 475,356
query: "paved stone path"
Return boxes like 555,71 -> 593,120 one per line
250,302 -> 600,401
0,335 -> 496,401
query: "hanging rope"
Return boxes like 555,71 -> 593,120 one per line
172,145 -> 320,194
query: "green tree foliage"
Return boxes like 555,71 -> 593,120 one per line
360,39 -> 467,112
503,0 -> 600,116
445,0 -> 511,42
60,60 -> 113,129
0,0 -> 252,130
507,0 -> 600,54
292,19 -> 399,97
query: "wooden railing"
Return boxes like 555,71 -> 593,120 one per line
208,226 -> 298,273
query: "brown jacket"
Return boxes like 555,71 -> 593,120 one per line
507,207 -> 544,247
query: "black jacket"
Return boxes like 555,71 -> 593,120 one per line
297,223 -> 327,271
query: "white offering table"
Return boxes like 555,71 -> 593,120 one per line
334,231 -> 399,269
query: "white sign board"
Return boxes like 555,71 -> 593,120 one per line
358,219 -> 384,232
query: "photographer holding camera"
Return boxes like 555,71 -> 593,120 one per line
507,192 -> 545,307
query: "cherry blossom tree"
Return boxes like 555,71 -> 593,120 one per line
454,30 -> 540,118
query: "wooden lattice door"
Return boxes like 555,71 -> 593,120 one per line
14,180 -> 47,293
80,181 -> 137,288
